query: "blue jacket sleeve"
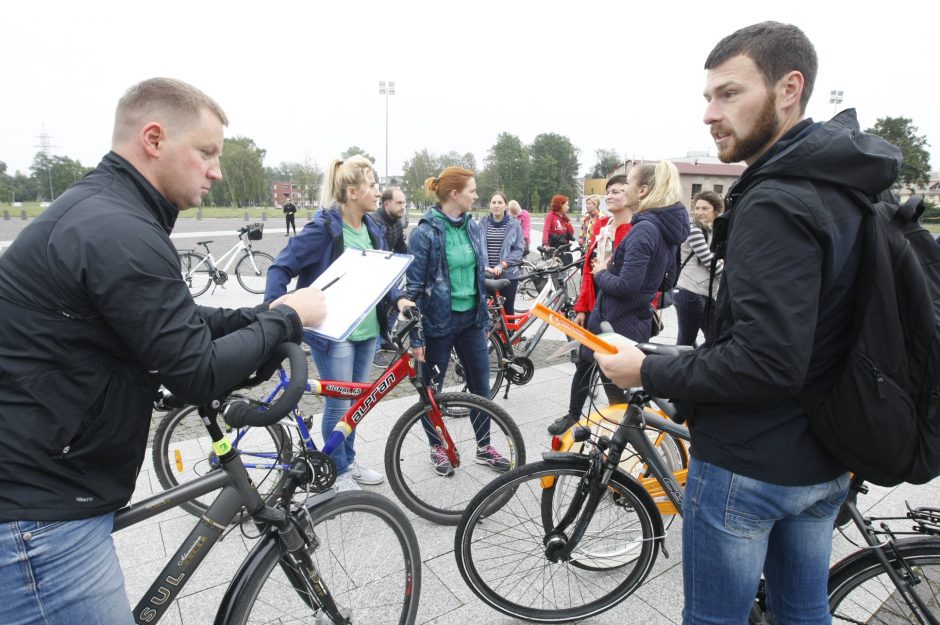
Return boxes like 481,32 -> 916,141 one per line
593,222 -> 657,310
264,221 -> 329,301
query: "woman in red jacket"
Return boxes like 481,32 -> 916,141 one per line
542,194 -> 574,247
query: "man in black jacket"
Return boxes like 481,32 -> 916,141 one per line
283,197 -> 298,235
376,187 -> 408,254
596,22 -> 901,624
0,77 -> 326,623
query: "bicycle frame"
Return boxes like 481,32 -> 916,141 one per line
196,236 -> 251,274
116,422 -> 338,624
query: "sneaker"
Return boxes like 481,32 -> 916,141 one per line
547,414 -> 577,435
348,462 -> 384,485
476,445 -> 511,472
372,351 -> 394,368
429,445 -> 455,477
333,472 -> 361,492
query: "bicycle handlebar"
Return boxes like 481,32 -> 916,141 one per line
515,256 -> 584,283
222,342 -> 308,428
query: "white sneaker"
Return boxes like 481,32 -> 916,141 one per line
333,473 -> 361,492
349,462 -> 384,485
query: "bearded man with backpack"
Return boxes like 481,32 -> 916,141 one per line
595,21 -> 904,624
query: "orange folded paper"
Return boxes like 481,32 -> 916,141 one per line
530,303 -> 618,355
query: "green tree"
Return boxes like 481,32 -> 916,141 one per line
341,146 -> 376,164
865,117 -> 932,192
590,148 -> 623,178
400,149 -> 438,208
28,153 -> 92,201
437,151 -> 477,171
478,132 -> 530,208
0,161 -> 10,203
216,136 -> 266,207
528,133 -> 580,211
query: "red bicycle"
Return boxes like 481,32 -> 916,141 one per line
153,308 -> 526,526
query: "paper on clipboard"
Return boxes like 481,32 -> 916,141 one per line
307,248 -> 413,341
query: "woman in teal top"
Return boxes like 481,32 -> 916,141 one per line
266,155 -> 411,491
404,166 -> 510,476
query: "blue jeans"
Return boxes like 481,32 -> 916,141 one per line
421,309 -> 491,447
0,513 -> 134,625
682,459 -> 850,625
674,288 -> 715,347
306,332 -> 377,474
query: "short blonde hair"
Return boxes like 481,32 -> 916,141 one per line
112,77 -> 228,145
586,195 -> 601,210
321,155 -> 375,206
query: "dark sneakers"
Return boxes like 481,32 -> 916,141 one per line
429,445 -> 455,477
475,445 -> 511,472
547,414 -> 577,435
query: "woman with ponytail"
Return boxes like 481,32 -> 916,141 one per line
404,166 -> 510,476
548,160 -> 690,435
265,155 -> 413,491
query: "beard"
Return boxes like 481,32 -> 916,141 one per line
716,92 -> 780,164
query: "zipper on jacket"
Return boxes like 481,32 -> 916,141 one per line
872,366 -> 887,400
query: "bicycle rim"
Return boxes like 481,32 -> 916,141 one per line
179,251 -> 212,297
228,491 -> 420,625
455,460 -> 658,623
236,251 -> 275,294
385,392 -> 524,525
152,405 -> 291,519
829,539 -> 940,624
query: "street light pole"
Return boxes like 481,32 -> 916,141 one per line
379,80 -> 395,184
829,89 -> 844,118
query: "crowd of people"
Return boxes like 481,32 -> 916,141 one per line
0,18 -> 913,625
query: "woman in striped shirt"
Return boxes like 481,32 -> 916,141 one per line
674,190 -> 724,346
480,191 -> 525,314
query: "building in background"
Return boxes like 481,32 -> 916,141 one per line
271,181 -> 314,209
603,154 -> 745,206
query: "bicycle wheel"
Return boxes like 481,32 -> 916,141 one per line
235,251 -> 275,294
455,458 -> 659,622
829,537 -> 940,624
226,490 -> 421,625
518,261 -> 544,299
151,405 -> 291,518
443,333 -> 506,400
385,391 -> 525,525
179,251 -> 212,297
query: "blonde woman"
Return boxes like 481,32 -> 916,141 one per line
266,155 -> 412,491
579,194 -> 602,249
548,161 -> 690,434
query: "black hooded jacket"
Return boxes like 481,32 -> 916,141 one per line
0,152 -> 303,521
641,110 -> 902,485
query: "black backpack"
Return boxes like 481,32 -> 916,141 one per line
799,191 -> 940,486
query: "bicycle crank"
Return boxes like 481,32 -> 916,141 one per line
505,356 -> 534,385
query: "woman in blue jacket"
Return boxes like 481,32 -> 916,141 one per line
405,166 -> 510,476
265,155 -> 411,491
548,161 -> 690,434
479,191 -> 525,314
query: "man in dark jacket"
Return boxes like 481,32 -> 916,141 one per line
0,78 -> 326,623
596,22 -> 901,623
283,197 -> 297,235
376,187 -> 408,254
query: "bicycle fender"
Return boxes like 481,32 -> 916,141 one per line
213,490 -> 337,625
540,451 -> 666,550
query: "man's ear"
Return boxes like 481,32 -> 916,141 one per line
777,70 -> 805,112
140,122 -> 165,158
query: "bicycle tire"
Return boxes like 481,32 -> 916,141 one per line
828,537 -> 940,624
518,261 -> 544,299
444,333 -> 506,400
179,251 -> 212,297
235,251 -> 275,294
455,458 -> 659,622
225,490 -> 421,625
385,391 -> 525,525
151,405 -> 291,519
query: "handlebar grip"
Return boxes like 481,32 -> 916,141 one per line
223,343 -> 308,428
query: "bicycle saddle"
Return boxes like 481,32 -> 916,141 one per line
635,343 -> 695,357
197,240 -> 214,246
485,278 -> 511,293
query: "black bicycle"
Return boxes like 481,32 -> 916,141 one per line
455,341 -> 940,623
124,342 -> 420,624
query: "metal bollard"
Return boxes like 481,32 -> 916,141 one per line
244,211 -> 249,221
262,211 -> 267,221
2,210 -> 9,221
196,209 -> 203,220
307,210 -> 313,220
21,210 -> 28,220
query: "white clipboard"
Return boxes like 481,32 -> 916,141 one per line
307,248 -> 413,341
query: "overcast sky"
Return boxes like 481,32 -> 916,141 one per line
2,0 -> 937,180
